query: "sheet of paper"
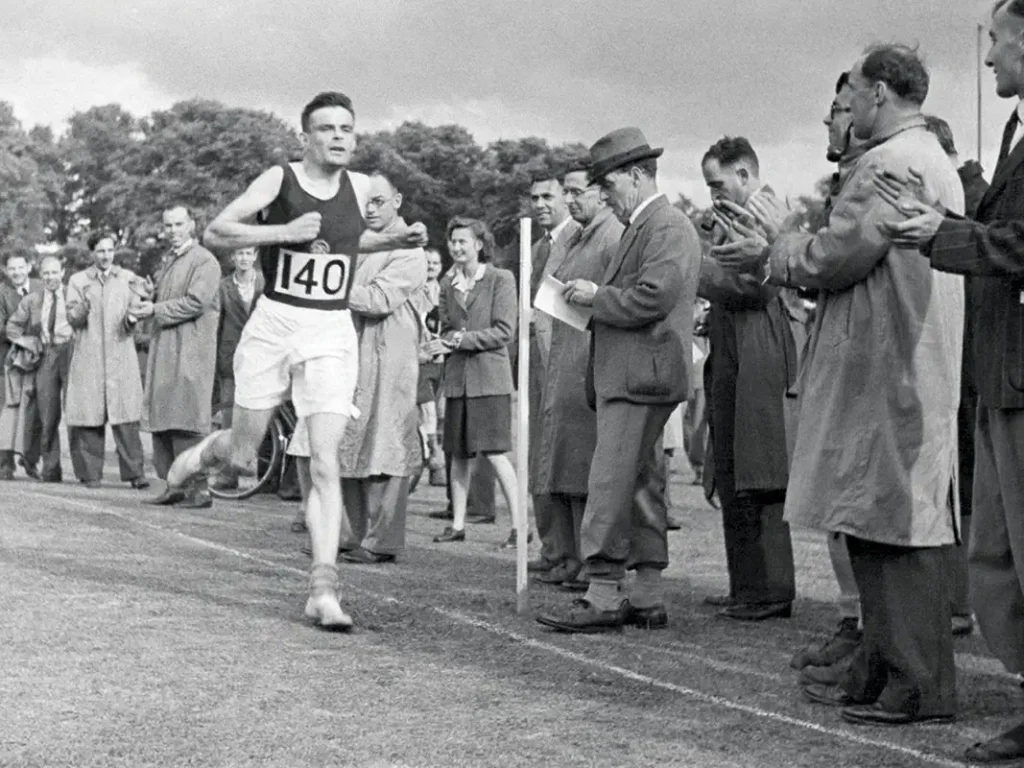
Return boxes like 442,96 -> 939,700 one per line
533,275 -> 592,332
693,343 -> 706,366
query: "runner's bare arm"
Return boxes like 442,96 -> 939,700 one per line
204,167 -> 322,251
358,221 -> 429,253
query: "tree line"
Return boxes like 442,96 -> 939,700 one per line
0,98 -> 828,278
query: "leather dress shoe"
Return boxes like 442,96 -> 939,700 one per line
625,602 -> 668,629
719,601 -> 792,621
428,507 -> 454,520
703,594 -> 735,607
434,526 -> 465,543
528,558 -> 556,573
841,703 -> 954,727
130,477 -> 151,490
40,474 -> 63,483
536,599 -> 628,634
802,683 -> 872,708
83,480 -> 102,489
537,564 -> 577,585
500,529 -> 532,549
467,513 -> 496,525
798,658 -> 850,687
147,489 -> 185,505
341,547 -> 395,564
178,494 -> 213,509
19,458 -> 39,480
0,469 -> 14,481
965,722 -> 1024,764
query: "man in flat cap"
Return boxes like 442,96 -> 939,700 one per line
537,127 -> 701,632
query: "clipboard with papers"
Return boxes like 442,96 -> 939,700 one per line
533,274 -> 593,332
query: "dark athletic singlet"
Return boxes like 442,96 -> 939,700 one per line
259,164 -> 366,311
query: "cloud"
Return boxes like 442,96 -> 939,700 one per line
0,0 -> 1011,204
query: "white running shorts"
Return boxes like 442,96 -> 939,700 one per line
233,296 -> 358,418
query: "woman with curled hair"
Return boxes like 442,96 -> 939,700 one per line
426,217 -> 523,547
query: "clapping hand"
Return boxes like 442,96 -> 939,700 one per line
708,200 -> 770,271
747,193 -> 797,243
872,166 -> 945,248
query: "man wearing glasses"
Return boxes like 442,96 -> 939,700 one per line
532,161 -> 624,591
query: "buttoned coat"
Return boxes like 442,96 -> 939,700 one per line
64,266 -> 145,427
769,117 -> 964,547
439,265 -> 516,399
589,195 -> 701,405
142,244 -> 221,434
338,244 -> 427,478
925,148 -> 1024,408
216,272 -> 265,381
535,208 -> 623,496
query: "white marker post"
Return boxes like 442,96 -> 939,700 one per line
516,217 -> 531,615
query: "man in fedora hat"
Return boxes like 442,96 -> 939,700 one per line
536,127 -> 701,633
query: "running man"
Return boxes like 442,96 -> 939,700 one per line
167,92 -> 427,631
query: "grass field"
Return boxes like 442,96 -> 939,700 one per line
1,457 -> 1021,768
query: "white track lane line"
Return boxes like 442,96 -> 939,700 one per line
15,489 -> 975,767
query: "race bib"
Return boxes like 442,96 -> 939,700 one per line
275,245 -> 354,305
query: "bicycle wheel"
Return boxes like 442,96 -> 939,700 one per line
209,409 -> 285,501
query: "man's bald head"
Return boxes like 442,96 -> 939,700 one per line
365,172 -> 403,233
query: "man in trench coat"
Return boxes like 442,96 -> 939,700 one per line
699,136 -> 797,622
136,205 -> 221,508
712,45 -> 963,726
875,3 -> 1024,759
532,161 -> 623,589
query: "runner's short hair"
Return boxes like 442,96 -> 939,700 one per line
301,92 -> 355,132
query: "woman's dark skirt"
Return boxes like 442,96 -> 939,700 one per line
442,395 -> 512,458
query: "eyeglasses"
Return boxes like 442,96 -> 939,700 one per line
564,186 -> 598,198
367,196 -> 395,209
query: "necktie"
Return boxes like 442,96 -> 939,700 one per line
531,234 -> 552,300
47,291 -> 57,338
999,110 -> 1020,163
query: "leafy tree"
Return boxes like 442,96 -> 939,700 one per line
112,100 -> 302,248
59,104 -> 139,241
0,102 -> 49,261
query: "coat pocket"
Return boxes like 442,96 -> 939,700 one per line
625,333 -> 680,398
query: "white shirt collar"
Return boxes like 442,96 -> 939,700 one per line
451,262 -> 486,293
629,192 -> 665,225
1016,99 -> 1024,125
546,216 -> 572,243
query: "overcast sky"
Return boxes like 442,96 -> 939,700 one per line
0,0 -> 1006,206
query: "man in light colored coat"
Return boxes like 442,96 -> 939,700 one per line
337,173 -> 426,563
538,127 -> 700,633
712,44 -> 963,727
65,234 -> 149,488
135,205 -> 221,508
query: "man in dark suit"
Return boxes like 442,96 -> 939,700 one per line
214,247 -> 264,429
878,2 -> 1024,758
537,127 -> 700,633
6,256 -> 72,482
0,251 -> 41,480
699,136 -> 797,622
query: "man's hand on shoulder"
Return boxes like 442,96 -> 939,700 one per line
391,221 -> 428,249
